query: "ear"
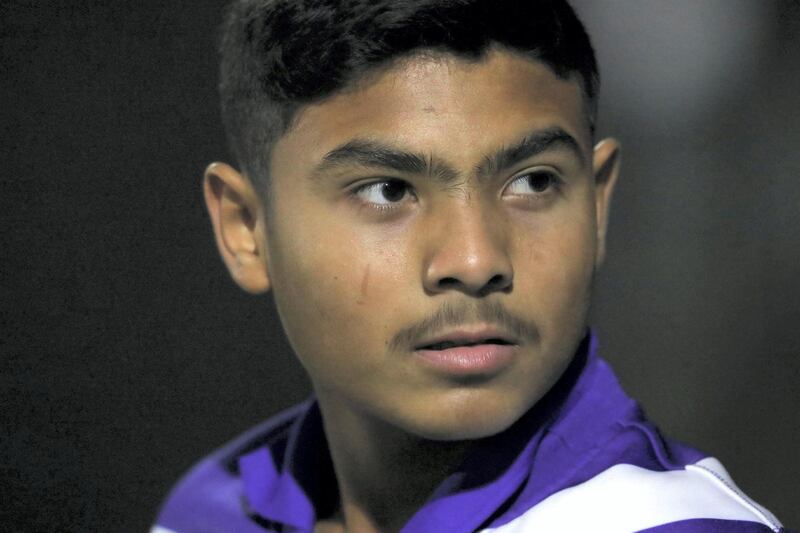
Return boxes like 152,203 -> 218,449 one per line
203,162 -> 271,294
592,138 -> 621,267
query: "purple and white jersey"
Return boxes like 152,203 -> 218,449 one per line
153,334 -> 789,532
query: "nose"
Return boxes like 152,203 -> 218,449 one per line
422,203 -> 513,297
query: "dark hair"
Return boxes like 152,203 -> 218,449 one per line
219,0 -> 599,199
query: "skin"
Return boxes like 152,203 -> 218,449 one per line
204,48 -> 620,532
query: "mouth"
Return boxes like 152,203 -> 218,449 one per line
418,337 -> 515,351
414,327 -> 518,351
412,327 -> 519,376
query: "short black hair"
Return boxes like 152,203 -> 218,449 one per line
218,0 -> 599,200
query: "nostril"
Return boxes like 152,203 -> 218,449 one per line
487,274 -> 509,288
438,277 -> 460,288
488,274 -> 504,285
477,274 -> 512,296
434,273 -> 512,295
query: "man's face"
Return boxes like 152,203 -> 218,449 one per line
226,49 -> 617,440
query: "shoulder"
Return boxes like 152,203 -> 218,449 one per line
151,401 -> 310,533
481,457 -> 786,533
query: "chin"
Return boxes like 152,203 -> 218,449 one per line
397,389 -> 531,441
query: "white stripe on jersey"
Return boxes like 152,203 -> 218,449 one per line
480,457 -> 782,533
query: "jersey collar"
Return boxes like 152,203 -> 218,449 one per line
238,331 -> 633,531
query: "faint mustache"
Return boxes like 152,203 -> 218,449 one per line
389,300 -> 540,352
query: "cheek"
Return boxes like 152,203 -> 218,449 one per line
549,225 -> 595,313
513,205 -> 597,324
267,218 -> 410,366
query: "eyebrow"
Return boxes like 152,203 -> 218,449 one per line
311,126 -> 584,184
476,126 -> 585,178
313,139 -> 461,185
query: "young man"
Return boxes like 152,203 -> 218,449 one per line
154,1 -> 788,531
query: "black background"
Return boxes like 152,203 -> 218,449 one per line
2,1 -> 798,531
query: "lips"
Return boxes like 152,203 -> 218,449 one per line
421,338 -> 513,350
415,328 -> 517,351
413,327 -> 519,376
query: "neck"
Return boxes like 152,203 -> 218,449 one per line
316,393 -> 473,533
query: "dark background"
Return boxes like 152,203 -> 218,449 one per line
2,1 -> 798,531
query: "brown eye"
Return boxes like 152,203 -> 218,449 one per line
381,179 -> 408,202
354,178 -> 412,205
505,170 -> 561,196
527,171 -> 553,192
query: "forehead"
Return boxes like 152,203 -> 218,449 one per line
271,49 -> 590,175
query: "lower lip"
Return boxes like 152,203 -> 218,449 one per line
414,344 -> 517,376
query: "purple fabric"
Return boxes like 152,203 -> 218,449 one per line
152,332 -> 782,532
155,455 -> 266,533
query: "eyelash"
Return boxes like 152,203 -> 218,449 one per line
350,179 -> 416,211
503,169 -> 564,198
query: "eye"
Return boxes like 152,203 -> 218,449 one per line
353,179 -> 413,206
504,169 -> 561,197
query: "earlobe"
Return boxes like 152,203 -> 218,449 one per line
203,162 -> 271,294
592,139 -> 621,267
